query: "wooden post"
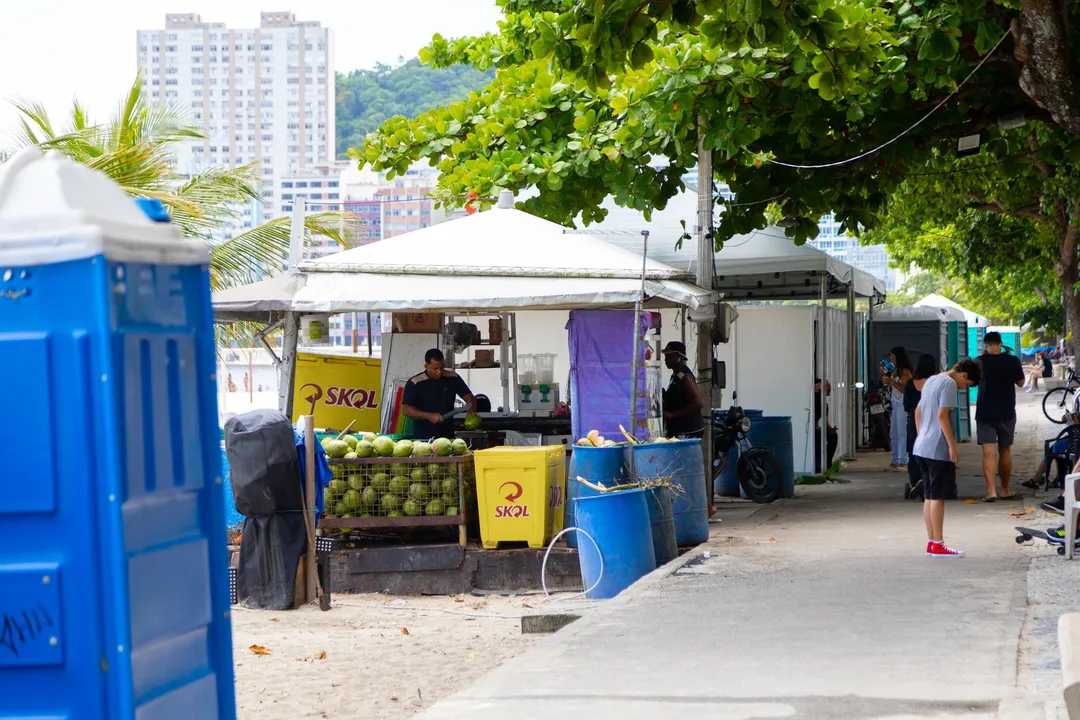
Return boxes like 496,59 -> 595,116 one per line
303,416 -> 317,603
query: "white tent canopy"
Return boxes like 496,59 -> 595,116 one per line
577,196 -> 885,301
212,191 -> 713,323
914,293 -> 990,327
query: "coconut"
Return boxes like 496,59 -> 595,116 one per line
432,437 -> 453,457
372,436 -> 396,457
370,473 -> 390,492
344,451 -> 358,460
446,506 -> 459,516
393,439 -> 414,457
355,440 -> 374,458
388,475 -> 410,495
323,439 -> 350,458
410,467 -> 427,483
450,438 -> 469,456
342,434 -> 359,449
362,432 -> 378,444
343,489 -> 362,511
425,498 -> 446,516
380,493 -> 402,513
347,475 -> 364,491
413,441 -> 434,457
409,483 -> 430,501
403,499 -> 424,517
360,486 -> 378,508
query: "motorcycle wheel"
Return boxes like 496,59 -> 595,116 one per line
737,447 -> 783,504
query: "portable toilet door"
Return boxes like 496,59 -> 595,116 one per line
968,325 -> 986,405
950,320 -> 972,442
0,150 -> 236,718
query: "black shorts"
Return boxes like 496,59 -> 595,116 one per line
918,457 -> 956,500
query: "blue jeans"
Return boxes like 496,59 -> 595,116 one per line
891,404 -> 908,464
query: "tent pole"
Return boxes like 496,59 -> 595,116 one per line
279,311 -> 299,419
630,231 -> 649,437
696,120 -> 715,498
846,284 -> 857,460
819,275 -> 828,475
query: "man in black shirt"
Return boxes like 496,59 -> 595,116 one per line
661,341 -> 704,438
401,348 -> 477,440
976,332 -> 1025,501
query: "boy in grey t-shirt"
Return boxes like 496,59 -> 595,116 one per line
913,359 -> 981,558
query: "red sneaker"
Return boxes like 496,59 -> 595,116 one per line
926,541 -> 964,558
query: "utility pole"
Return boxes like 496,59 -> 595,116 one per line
696,119 -> 715,498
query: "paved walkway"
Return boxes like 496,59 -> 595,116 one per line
421,393 -> 1072,719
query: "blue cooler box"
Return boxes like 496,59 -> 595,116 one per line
0,150 -> 236,718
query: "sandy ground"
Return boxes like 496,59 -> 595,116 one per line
231,593 -> 541,719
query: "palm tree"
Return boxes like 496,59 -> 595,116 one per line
7,76 -> 352,294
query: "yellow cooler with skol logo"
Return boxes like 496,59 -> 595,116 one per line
291,352 -> 382,432
473,446 -> 566,549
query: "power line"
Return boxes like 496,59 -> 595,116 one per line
762,28 -> 1012,170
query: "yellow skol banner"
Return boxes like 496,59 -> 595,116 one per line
292,352 -> 382,433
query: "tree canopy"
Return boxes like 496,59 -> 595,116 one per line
336,58 -> 494,159
352,0 -> 1080,339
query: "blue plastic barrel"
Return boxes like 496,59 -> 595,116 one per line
565,446 -> 628,548
626,439 -> 709,545
715,444 -> 741,497
645,487 -> 678,566
576,488 -> 657,599
748,416 -> 796,498
743,409 -> 764,419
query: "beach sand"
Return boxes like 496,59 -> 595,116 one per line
231,593 -> 540,719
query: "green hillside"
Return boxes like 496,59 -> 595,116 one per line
336,59 -> 494,159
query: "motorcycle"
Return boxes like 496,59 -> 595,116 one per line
863,386 -> 891,452
712,406 -> 783,504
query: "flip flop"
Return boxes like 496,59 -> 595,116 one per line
999,493 -> 1017,500
981,496 -> 997,503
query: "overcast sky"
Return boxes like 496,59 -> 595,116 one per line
0,0 -> 501,141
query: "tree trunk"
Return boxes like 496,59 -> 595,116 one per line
1056,205 -> 1080,356
1015,0 -> 1080,136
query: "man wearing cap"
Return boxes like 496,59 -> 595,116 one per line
662,341 -> 705,439
661,341 -> 713,517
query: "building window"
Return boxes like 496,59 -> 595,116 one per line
297,182 -> 308,188
192,45 -> 203,52
312,193 -> 323,200
282,193 -> 293,200
282,181 -> 293,188
261,134 -> 273,141
329,193 -> 339,199
166,66 -> 177,74
193,67 -> 203,74
166,45 -> 177,52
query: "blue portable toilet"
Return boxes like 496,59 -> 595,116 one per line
913,294 -> 989,405
0,150 -> 236,718
871,305 -> 971,443
988,325 -> 1023,359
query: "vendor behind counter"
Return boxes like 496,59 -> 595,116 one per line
401,348 -> 477,439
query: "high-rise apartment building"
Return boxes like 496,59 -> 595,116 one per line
136,12 -> 335,230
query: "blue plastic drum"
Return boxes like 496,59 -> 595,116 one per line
576,488 -> 657,599
626,439 -> 709,545
748,416 -> 796,498
565,446 -> 628,548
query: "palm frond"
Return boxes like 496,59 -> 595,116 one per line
208,212 -> 355,292
112,77 -> 143,151
9,97 -> 57,147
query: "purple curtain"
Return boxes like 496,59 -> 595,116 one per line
567,309 -> 651,442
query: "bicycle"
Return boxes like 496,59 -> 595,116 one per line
1042,366 -> 1080,424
